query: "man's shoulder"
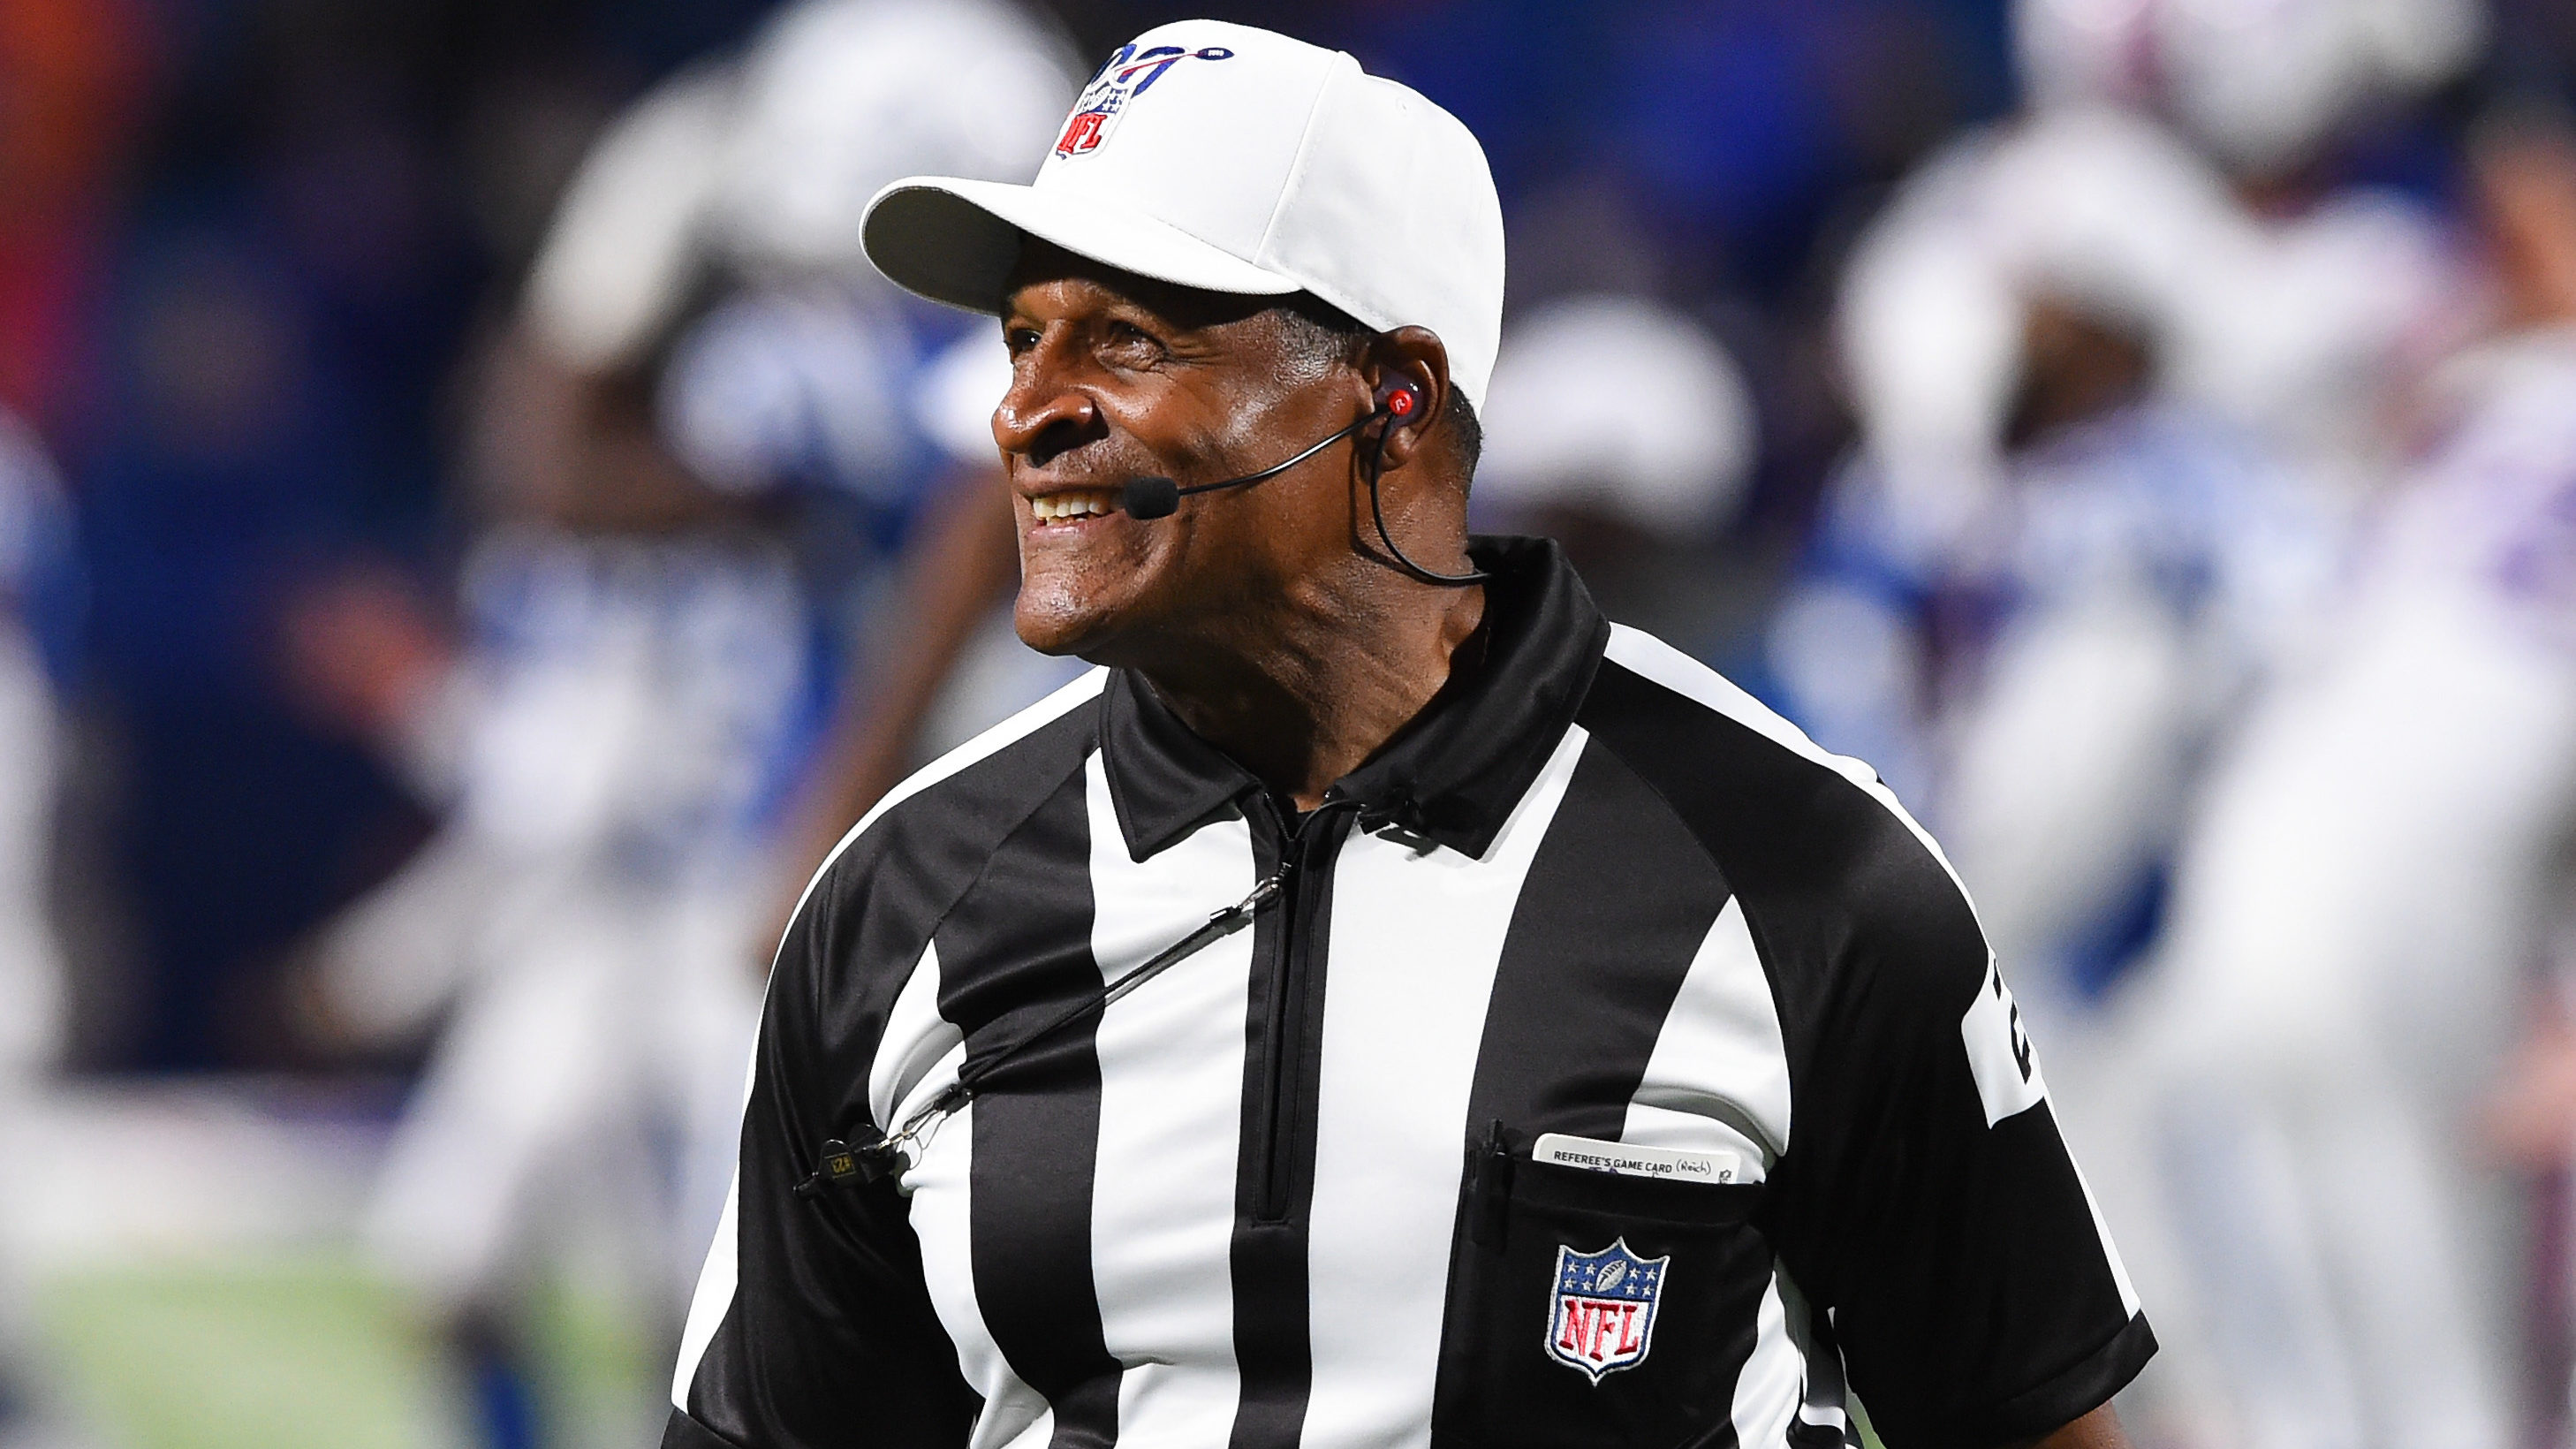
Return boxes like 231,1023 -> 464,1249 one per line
1576,623 -> 1921,879
792,667 -> 1107,938
1577,626 -> 1987,1013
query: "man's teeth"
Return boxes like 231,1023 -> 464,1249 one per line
1032,490 -> 1118,521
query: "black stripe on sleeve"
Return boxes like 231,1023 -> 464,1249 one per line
936,767 -> 1122,1449
1465,735 -> 1731,1143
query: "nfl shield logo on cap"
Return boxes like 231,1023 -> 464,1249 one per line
1054,42 -> 1237,158
1546,1240 -> 1670,1383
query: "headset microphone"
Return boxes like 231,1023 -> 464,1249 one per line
1111,376 -> 1486,587
1118,474 -> 1183,520
1118,379 -> 1423,520
1116,411 -> 1375,520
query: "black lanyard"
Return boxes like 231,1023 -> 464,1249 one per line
797,868 -> 1288,1195
793,793 -> 1435,1199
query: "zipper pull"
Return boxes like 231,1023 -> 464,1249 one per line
1245,864 -> 1289,908
1207,867 -> 1287,935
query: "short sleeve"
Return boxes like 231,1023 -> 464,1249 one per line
1763,846 -> 2153,1449
665,869 -> 979,1449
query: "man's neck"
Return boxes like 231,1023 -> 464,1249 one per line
1138,577 -> 1487,813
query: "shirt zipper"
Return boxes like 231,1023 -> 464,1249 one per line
1249,795 -> 1356,1225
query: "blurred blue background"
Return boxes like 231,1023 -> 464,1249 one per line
6,1 -> 2576,1446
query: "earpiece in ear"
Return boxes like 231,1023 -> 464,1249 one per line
1375,377 -> 1424,421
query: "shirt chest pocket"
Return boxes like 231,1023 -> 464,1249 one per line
1430,1127 -> 1777,1449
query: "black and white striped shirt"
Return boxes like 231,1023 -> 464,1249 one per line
668,536 -> 2153,1449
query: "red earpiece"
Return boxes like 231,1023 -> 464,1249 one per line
1377,378 -> 1424,420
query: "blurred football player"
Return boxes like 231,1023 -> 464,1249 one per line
1776,34 -> 2474,1430
294,4 -> 1079,1443
2140,103 -> 2576,1449
1473,293 -> 1758,646
0,409 -> 77,1449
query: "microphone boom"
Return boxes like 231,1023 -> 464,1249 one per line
1115,413 -> 1371,518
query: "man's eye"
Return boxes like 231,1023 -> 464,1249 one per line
1004,327 -> 1041,354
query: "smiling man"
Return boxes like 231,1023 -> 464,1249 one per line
665,21 -> 2153,1449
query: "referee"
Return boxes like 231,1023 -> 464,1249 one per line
668,20 -> 2153,1449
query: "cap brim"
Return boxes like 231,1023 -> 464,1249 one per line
862,176 -> 1305,315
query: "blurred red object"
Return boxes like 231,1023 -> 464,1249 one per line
273,565 -> 455,747
0,0 -> 151,432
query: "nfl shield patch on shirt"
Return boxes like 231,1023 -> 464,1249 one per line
1545,1240 -> 1670,1383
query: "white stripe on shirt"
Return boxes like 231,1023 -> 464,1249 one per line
1084,752 -> 1257,1443
1624,897 -> 1792,1171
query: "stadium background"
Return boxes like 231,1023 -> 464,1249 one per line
4,0 -> 2576,1446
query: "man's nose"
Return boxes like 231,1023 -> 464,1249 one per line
994,359 -> 1102,467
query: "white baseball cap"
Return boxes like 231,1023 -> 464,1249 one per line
859,19 -> 1507,406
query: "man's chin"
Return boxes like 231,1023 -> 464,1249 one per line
1012,586 -> 1129,662
1012,525 -> 1176,661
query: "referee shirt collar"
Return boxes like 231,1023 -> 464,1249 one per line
1101,535 -> 1610,861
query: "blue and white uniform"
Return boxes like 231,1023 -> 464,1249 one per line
2141,328 -> 2576,1449
322,0 -> 1082,1318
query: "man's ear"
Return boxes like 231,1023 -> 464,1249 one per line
1365,326 -> 1451,473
